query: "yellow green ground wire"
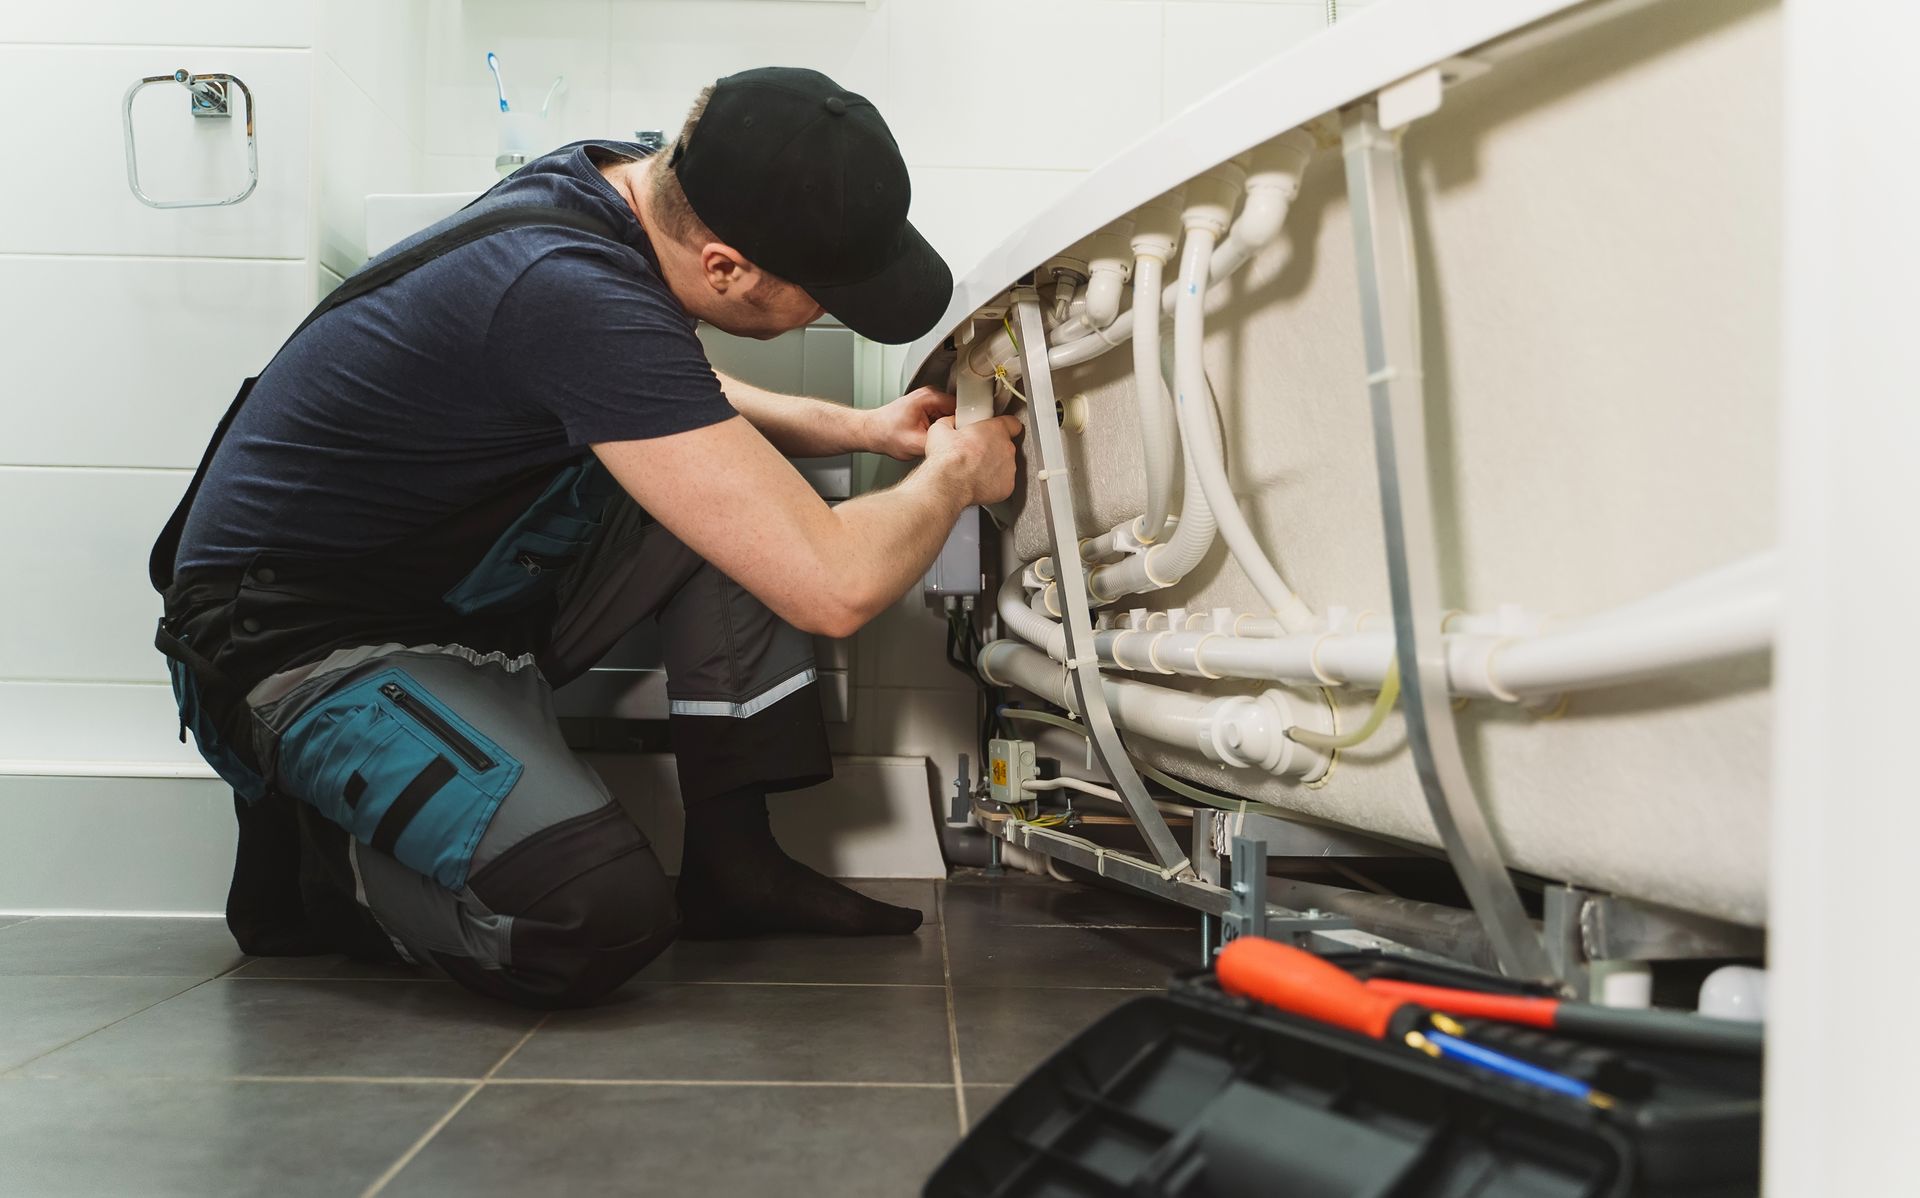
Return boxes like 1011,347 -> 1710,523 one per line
1287,659 -> 1401,751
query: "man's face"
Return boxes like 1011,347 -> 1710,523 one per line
705,275 -> 826,340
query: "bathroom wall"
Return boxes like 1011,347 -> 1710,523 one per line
0,2 -> 425,912
414,0 -> 1369,274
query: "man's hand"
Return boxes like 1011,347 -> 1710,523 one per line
865,387 -> 957,460
923,413 -> 1025,507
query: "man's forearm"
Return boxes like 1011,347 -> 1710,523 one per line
717,370 -> 868,458
812,463 -> 970,629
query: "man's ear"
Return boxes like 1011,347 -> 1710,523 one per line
698,242 -> 755,295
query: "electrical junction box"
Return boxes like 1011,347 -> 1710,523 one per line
987,738 -> 1037,805
924,506 -> 984,600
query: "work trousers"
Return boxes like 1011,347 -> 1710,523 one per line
235,494 -> 830,1007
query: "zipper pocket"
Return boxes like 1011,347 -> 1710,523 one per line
515,551 -> 571,577
379,682 -> 495,771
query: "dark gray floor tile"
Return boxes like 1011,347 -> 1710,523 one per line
642,927 -> 945,985
943,919 -> 1197,989
0,1076 -> 462,1198
25,978 -> 536,1080
502,982 -> 953,1083
944,873 -> 1197,929
964,1084 -> 1014,1130
226,954 -> 438,981
0,917 -> 245,978
846,877 -> 943,924
953,986 -> 1153,1084
0,976 -> 204,1073
385,1082 -> 961,1197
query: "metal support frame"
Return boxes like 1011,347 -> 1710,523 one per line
1011,291 -> 1189,872
1220,836 -> 1269,945
1218,834 -> 1355,952
1341,100 -> 1553,981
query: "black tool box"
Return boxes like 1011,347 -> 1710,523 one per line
925,951 -> 1761,1197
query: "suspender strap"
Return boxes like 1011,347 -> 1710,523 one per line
149,202 -> 620,594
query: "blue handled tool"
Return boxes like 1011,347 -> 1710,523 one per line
1409,1029 -> 1616,1109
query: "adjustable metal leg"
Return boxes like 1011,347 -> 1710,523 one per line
1341,101 -> 1553,981
1012,291 -> 1189,872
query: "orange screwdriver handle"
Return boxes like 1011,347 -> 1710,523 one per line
1215,937 -> 1409,1040
1364,979 -> 1561,1030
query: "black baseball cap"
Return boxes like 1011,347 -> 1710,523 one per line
670,67 -> 951,345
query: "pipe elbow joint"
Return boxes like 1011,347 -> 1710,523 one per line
1083,266 -> 1128,329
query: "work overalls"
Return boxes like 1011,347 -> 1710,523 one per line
151,202 -> 830,1007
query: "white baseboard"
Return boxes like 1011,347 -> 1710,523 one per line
0,755 -> 943,916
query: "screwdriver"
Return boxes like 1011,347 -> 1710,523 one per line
1215,937 -> 1616,1109
1363,977 -> 1763,1056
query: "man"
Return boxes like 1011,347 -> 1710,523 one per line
152,67 -> 1024,1008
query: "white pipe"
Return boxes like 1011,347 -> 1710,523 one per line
1079,586 -> 1775,699
1129,252 -> 1177,541
1081,219 -> 1133,330
1169,208 -> 1317,633
1085,365 -> 1218,603
1128,187 -> 1184,543
1576,550 -> 1779,630
1049,271 -> 1081,324
966,131 -> 1315,383
999,572 -> 1065,661
977,640 -> 1328,780
1491,587 -> 1776,696
954,362 -> 997,426
1208,130 -> 1314,281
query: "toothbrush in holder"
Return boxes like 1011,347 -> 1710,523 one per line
486,52 -> 510,112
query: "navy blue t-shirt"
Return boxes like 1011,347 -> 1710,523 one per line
175,141 -> 734,573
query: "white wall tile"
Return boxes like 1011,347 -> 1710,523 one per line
0,774 -> 234,914
852,591 -> 969,691
314,52 -> 422,274
886,0 -> 1163,171
697,325 -> 806,393
1,257 -> 311,468
0,1 -> 313,48
0,682 -> 206,768
422,0 -> 613,160
906,166 -> 1086,277
317,0 -> 431,136
1162,3 -> 1329,117
419,152 -> 502,193
0,46 -> 310,259
801,326 -> 856,403
0,469 -> 190,685
605,0 -> 891,140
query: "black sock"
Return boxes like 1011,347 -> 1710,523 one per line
675,787 -> 923,939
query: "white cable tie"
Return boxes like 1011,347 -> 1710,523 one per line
1307,632 -> 1343,686
1145,632 -> 1178,676
1480,636 -> 1523,704
1037,467 -> 1070,481
1190,634 -> 1226,680
1365,366 -> 1398,385
1065,654 -> 1096,670
1158,856 -> 1192,881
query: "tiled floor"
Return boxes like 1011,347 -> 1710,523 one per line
0,874 -> 1201,1197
